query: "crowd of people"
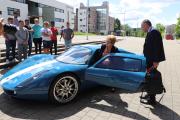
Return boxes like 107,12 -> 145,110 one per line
0,15 -> 74,63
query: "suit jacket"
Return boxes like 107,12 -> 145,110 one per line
143,29 -> 165,63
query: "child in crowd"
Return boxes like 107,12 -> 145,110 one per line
50,21 -> 58,55
41,21 -> 52,53
15,20 -> 29,62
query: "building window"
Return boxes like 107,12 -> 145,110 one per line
10,0 -> 26,3
7,7 -> 20,16
55,8 -> 64,13
80,19 -> 82,21
55,18 -> 64,22
0,11 -> 2,15
38,3 -> 50,8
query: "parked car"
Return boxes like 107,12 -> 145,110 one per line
0,45 -> 146,104
165,34 -> 174,40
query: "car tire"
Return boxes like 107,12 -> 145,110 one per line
49,73 -> 80,104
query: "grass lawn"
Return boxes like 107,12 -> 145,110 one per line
74,32 -> 97,36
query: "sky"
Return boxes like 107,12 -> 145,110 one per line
57,0 -> 180,28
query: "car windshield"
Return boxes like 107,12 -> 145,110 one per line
56,46 -> 92,64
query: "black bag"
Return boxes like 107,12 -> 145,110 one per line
143,68 -> 166,94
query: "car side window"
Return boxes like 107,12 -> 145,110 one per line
95,56 -> 142,72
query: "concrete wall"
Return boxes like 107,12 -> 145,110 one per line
0,0 -> 28,23
0,0 -> 74,29
77,2 -> 110,35
109,16 -> 115,33
88,8 -> 97,33
42,7 -> 54,22
30,0 -> 74,29
78,9 -> 87,32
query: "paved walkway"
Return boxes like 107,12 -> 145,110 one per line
0,37 -> 180,120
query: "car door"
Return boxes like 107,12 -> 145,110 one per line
85,53 -> 146,91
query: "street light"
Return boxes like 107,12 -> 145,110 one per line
86,0 -> 89,40
110,9 -> 137,38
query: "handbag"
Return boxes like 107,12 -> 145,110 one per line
140,68 -> 166,103
144,68 -> 166,94
143,68 -> 166,94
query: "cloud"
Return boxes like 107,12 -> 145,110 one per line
110,0 -> 180,27
56,0 -> 180,27
176,13 -> 180,18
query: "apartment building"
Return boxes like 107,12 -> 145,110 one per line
75,1 -> 115,35
0,0 -> 74,29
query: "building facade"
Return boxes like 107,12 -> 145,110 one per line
0,0 -> 74,29
76,1 -> 114,35
78,8 -> 87,33
109,16 -> 115,33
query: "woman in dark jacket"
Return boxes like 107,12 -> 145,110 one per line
100,35 -> 118,92
93,35 -> 118,64
100,35 -> 118,57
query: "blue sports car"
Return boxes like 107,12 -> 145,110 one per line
0,45 -> 146,104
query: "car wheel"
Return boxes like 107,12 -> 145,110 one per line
49,73 -> 80,104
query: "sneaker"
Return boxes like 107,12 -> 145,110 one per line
140,94 -> 149,100
140,99 -> 157,105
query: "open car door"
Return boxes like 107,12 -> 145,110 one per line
85,53 -> 146,91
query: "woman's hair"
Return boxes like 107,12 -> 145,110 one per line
34,18 -> 39,21
43,21 -> 49,26
107,35 -> 116,44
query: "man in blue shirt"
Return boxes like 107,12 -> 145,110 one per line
32,18 -> 42,54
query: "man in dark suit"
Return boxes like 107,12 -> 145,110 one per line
141,19 -> 166,105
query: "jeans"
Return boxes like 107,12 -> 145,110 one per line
28,39 -> 32,56
5,40 -> 16,61
33,38 -> 42,54
18,44 -> 28,62
64,39 -> 72,50
50,40 -> 57,55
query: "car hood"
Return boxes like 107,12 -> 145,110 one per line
0,54 -> 76,89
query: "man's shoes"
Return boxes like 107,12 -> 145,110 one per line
140,99 -> 157,105
140,94 -> 149,99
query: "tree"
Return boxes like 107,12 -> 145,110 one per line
156,23 -> 165,35
175,17 -> 180,39
121,24 -> 131,36
114,18 -> 121,31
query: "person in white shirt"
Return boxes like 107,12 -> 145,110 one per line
0,18 -> 4,36
41,21 -> 52,54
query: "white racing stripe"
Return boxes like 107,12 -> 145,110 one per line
0,60 -> 56,85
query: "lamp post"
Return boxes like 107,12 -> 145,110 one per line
86,0 -> 89,40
